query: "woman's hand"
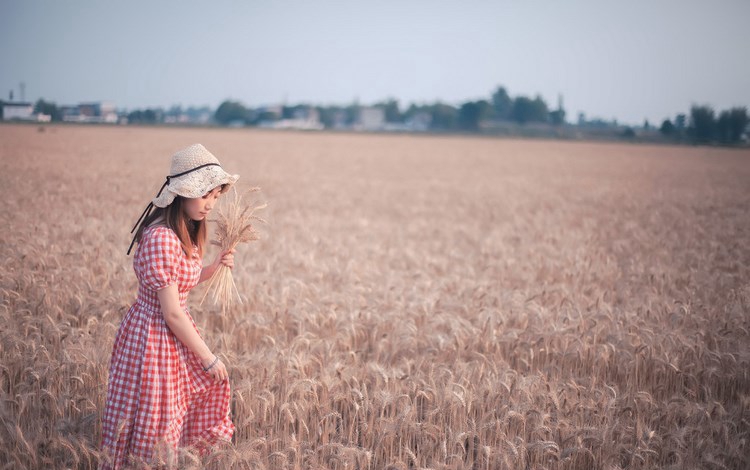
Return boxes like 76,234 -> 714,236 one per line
214,248 -> 235,270
199,248 -> 235,284
202,355 -> 229,382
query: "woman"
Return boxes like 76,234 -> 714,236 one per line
101,144 -> 238,468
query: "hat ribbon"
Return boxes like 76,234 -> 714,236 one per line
127,163 -> 221,255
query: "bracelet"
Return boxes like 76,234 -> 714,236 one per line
203,356 -> 219,372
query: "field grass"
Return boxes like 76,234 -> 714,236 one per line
1,123 -> 748,469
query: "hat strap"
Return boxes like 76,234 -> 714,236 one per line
126,162 -> 222,255
168,162 -> 221,179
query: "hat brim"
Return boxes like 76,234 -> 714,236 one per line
153,166 -> 239,208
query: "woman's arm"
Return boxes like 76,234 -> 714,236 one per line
158,284 -> 228,381
198,248 -> 235,284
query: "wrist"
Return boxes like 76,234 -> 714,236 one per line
200,353 -> 215,366
203,262 -> 219,278
203,356 -> 219,372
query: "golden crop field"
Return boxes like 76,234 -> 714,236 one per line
1,124 -> 749,469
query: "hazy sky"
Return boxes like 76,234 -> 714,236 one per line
2,0 -> 748,125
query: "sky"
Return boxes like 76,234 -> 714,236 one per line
1,0 -> 748,126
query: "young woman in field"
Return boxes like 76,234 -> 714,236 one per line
100,144 -> 238,469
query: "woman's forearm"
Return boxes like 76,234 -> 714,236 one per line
199,263 -> 219,284
158,284 -> 213,364
163,309 -> 214,364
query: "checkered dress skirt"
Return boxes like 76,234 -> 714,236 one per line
100,226 -> 234,468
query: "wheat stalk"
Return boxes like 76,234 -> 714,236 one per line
200,187 -> 267,311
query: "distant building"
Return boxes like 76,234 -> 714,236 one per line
404,112 -> 432,131
259,105 -> 283,120
62,101 -> 118,123
2,102 -> 34,120
164,107 -> 213,125
271,106 -> 323,130
356,106 -> 385,131
258,105 -> 326,130
331,110 -> 348,129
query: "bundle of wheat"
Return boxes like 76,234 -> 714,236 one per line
201,187 -> 267,310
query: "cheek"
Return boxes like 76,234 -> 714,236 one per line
186,200 -> 202,214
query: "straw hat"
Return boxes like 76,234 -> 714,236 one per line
152,144 -> 239,207
127,144 -> 239,255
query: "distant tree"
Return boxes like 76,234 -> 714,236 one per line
549,94 -> 566,125
281,105 -> 296,120
643,119 -> 651,130
428,103 -> 458,130
215,100 -> 249,125
621,127 -> 636,138
660,119 -> 675,136
531,96 -> 549,122
727,107 -> 748,143
675,113 -> 687,131
167,105 -> 183,117
144,109 -> 158,123
34,98 -> 62,121
316,106 -> 337,128
511,95 -> 549,124
549,108 -> 566,125
344,102 -> 361,126
375,99 -> 401,123
185,106 -> 212,122
511,97 -> 534,124
716,110 -> 732,144
128,109 -> 159,124
688,105 -> 715,144
715,107 -> 749,144
491,86 -> 512,120
458,100 -> 491,131
402,103 -> 422,122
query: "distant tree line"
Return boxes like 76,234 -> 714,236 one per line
660,105 -> 748,145
10,90 -> 747,146
212,86 -> 565,131
8,99 -> 211,125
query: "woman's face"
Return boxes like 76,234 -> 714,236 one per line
183,187 -> 222,221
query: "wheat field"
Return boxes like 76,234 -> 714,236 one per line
1,124 -> 748,469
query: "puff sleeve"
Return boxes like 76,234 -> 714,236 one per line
137,226 -> 181,291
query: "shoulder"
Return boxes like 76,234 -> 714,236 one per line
139,225 -> 181,255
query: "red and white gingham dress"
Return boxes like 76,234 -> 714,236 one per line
100,225 -> 234,469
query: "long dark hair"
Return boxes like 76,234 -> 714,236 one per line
134,196 -> 207,258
